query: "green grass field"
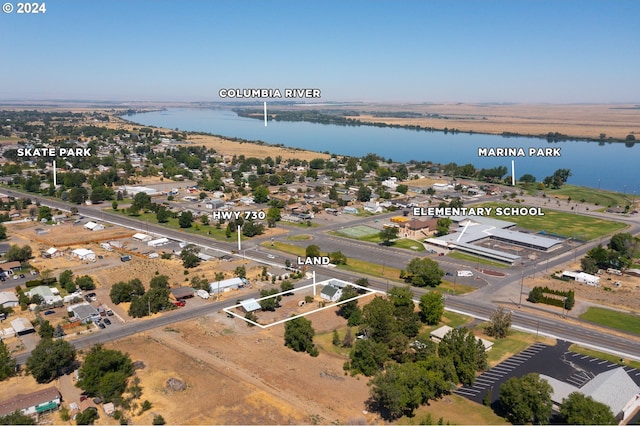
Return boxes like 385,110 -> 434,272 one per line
333,227 -> 425,252
286,234 -> 312,241
447,251 -> 510,268
579,307 -> 640,335
546,185 -> 634,208
479,202 -> 627,240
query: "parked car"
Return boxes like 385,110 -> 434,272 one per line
19,274 -> 25,278
44,310 -> 56,315
173,301 -> 186,307
80,394 -> 88,402
103,318 -> 111,325
13,275 -> 18,280
106,309 -> 114,316
98,322 -> 105,329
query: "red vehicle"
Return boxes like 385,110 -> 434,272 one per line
173,301 -> 186,307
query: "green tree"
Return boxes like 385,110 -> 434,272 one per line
396,184 -> 409,194
253,185 -> 269,203
26,338 -> 76,383
356,185 -> 372,202
0,411 -> 36,425
59,269 -> 75,293
499,373 -> 553,424
152,414 -> 166,425
77,344 -> 133,400
347,338 -> 389,376
178,211 -> 193,228
438,327 -> 487,386
149,275 -> 170,289
75,275 -> 95,290
280,280 -> 294,294
180,244 -> 200,268
5,244 -> 32,262
284,317 -> 319,356
109,279 -> 144,305
37,206 -> 52,221
419,291 -> 444,325
559,392 -> 616,425
156,206 -> 170,223
329,250 -> 347,265
402,257 -> 444,287
112,200 -> 118,211
436,218 -> 452,236
0,224 -> 6,240
266,206 -> 281,227
361,296 -> 397,344
68,187 -> 89,204
259,288 -> 281,311
0,341 -> 16,381
580,256 -> 599,274
305,244 -> 321,257
485,307 -> 512,339
75,408 -> 98,425
379,226 -> 399,246
388,286 -> 420,338
38,320 -> 54,339
337,286 -> 361,323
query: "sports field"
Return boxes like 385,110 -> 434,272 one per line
479,202 -> 627,240
335,225 -> 380,239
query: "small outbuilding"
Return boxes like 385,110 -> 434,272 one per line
10,317 -> 35,336
209,277 -> 245,294
240,298 -> 261,313
83,221 -> 105,231
170,287 -> 194,301
71,248 -> 96,262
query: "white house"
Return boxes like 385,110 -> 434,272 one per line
562,271 -> 600,287
83,221 -> 105,231
363,202 -> 383,214
320,285 -> 343,302
0,291 -> 19,308
209,277 -> 246,294
27,286 -> 62,305
71,248 -> 96,262
0,387 -> 61,417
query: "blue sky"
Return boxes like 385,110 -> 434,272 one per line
1,0 -> 638,103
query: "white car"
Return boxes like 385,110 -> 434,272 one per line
267,254 -> 275,259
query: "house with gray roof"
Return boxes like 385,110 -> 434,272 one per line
542,367 -> 640,422
68,303 -> 100,323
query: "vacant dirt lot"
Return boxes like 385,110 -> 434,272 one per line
525,260 -> 640,314
86,305 -> 373,425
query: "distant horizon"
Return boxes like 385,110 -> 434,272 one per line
1,99 -> 639,107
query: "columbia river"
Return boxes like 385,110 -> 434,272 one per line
124,108 -> 638,193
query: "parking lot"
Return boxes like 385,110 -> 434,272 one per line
455,340 -> 640,405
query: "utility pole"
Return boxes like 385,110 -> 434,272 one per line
519,270 -> 524,308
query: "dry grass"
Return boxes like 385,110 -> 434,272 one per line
348,103 -> 640,140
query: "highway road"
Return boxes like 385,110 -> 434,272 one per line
4,188 -> 640,364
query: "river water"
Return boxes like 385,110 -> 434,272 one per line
123,108 -> 638,193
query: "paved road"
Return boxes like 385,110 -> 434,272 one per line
4,188 -> 640,364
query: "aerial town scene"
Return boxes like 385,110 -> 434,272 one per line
1,1 -> 639,425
